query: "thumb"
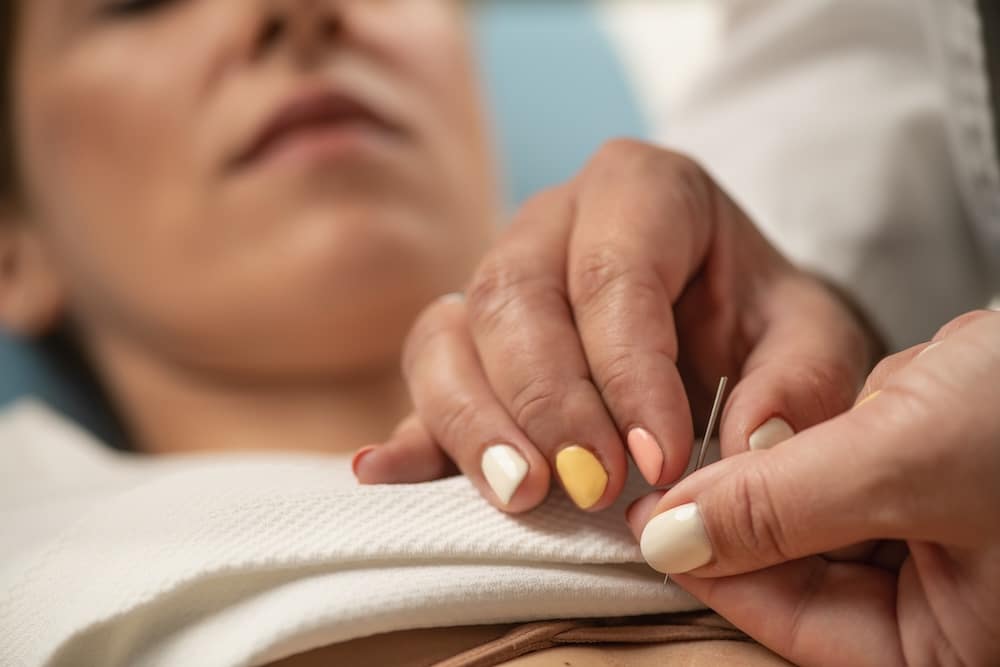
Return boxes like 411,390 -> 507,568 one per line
638,393 -> 927,577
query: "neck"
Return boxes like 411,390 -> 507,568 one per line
86,335 -> 410,457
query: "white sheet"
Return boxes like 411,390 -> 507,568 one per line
0,401 -> 701,667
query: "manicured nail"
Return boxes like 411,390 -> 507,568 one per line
555,445 -> 608,509
640,503 -> 713,574
481,444 -> 529,506
352,445 -> 378,479
855,390 -> 882,408
627,427 -> 664,485
748,417 -> 794,451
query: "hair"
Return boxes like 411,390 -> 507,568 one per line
1,0 -> 15,200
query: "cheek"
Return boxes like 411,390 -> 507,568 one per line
378,5 -> 498,247
15,26 -> 223,334
19,39 -> 201,249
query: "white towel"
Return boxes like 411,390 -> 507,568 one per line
0,401 -> 703,667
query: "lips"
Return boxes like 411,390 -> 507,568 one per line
230,88 -> 403,170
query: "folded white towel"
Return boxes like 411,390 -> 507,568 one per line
0,401 -> 703,667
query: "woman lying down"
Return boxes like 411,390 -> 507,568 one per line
5,0 -> 968,665
0,2 -> 777,664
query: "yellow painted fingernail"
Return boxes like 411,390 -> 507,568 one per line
556,445 -> 608,510
855,390 -> 882,408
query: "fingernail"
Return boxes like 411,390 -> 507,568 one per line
855,390 -> 882,408
627,427 -> 664,485
640,503 -> 713,574
555,445 -> 609,510
352,445 -> 378,479
748,417 -> 794,451
440,292 -> 465,304
481,444 -> 529,506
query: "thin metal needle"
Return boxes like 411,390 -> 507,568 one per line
695,376 -> 728,472
665,376 -> 728,586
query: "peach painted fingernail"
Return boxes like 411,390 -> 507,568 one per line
748,417 -> 794,451
481,444 -> 529,506
627,428 -> 664,485
352,445 -> 378,479
556,445 -> 608,509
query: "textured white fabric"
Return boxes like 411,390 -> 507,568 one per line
0,401 -> 701,667
605,0 -> 1000,351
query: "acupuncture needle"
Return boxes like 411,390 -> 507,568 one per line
695,376 -> 728,472
665,376 -> 728,585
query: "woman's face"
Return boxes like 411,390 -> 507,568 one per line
10,0 -> 497,379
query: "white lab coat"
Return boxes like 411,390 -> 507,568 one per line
615,0 -> 1000,350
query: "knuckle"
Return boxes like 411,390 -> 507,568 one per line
719,467 -> 795,564
796,357 -> 861,420
434,396 -> 480,450
570,247 -> 638,310
583,139 -> 664,187
401,302 -> 455,380
934,309 -> 994,340
507,186 -> 572,235
466,254 -> 525,333
509,375 -> 563,431
593,345 -> 670,410
520,187 -> 569,220
662,152 -> 715,222
570,246 -> 665,318
593,137 -> 652,164
865,353 -> 902,392
593,349 -> 636,402
467,253 -> 558,336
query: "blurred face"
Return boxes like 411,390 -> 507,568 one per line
11,0 -> 497,379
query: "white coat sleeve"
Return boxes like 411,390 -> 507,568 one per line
626,0 -> 997,350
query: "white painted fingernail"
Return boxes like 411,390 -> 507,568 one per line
748,417 -> 795,451
640,503 -> 713,574
481,444 -> 528,506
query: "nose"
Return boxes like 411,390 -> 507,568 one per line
254,0 -> 344,65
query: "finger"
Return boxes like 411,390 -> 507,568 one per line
636,389 -> 955,578
566,146 -> 714,484
855,311 -> 994,403
719,274 -> 878,458
625,491 -> 666,532
856,342 -> 933,402
931,308 -> 995,340
353,414 -> 456,484
626,493 -> 907,666
466,188 -> 626,510
402,296 -> 551,513
671,561 -> 905,667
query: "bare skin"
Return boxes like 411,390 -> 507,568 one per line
0,2 -> 781,665
0,0 -> 497,456
7,1 -> 990,666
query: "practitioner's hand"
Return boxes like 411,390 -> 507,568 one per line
356,140 -> 880,511
628,310 -> 1000,667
